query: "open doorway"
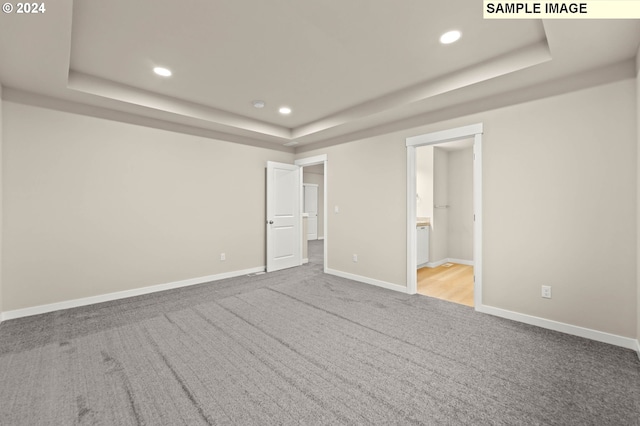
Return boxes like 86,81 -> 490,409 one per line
406,123 -> 483,309
416,140 -> 474,306
302,165 -> 324,268
295,155 -> 328,271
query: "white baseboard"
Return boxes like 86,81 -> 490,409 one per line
325,268 -> 408,294
302,258 -> 309,264
2,266 -> 266,321
636,339 -> 640,361
426,258 -> 474,268
318,236 -> 325,240
426,259 -> 447,268
447,258 -> 474,266
476,303 -> 638,351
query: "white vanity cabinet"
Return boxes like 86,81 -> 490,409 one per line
417,225 -> 429,266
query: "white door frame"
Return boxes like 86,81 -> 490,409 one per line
295,154 -> 328,273
405,123 -> 483,308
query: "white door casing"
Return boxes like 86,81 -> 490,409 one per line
266,161 -> 301,272
303,184 -> 319,240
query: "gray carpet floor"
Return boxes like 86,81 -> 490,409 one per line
1,240 -> 639,425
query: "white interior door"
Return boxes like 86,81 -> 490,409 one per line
266,161 -> 301,272
303,184 -> 318,241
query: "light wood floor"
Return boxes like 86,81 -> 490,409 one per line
417,263 -> 474,307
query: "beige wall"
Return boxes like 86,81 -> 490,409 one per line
447,147 -> 473,262
297,136 -> 407,285
418,146 -> 473,264
416,146 -> 433,219
302,169 -> 324,239
1,78 -> 636,340
2,101 -> 293,311
431,148 -> 449,263
299,78 -> 637,338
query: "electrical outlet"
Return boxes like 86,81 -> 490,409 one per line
352,254 -> 358,262
220,253 -> 226,261
541,285 -> 551,299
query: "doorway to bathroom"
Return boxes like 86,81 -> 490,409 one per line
295,155 -> 327,270
416,139 -> 474,306
406,123 -> 483,309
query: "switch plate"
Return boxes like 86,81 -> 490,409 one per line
352,254 -> 358,262
220,253 -> 226,261
541,285 -> 551,299
334,205 -> 340,214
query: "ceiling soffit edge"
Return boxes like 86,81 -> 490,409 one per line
293,59 -> 635,154
2,59 -> 629,156
65,37 -> 551,145
67,70 -> 293,141
292,40 -> 552,140
2,87 -> 295,153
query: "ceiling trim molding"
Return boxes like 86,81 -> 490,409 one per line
295,59 -> 635,153
65,40 -> 551,147
67,70 -> 293,141
291,40 -> 552,140
3,59 -> 632,156
2,87 -> 295,153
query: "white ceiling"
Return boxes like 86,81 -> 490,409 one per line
1,1 -> 639,151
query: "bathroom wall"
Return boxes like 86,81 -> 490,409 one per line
431,147 -> 449,263
416,146 -> 433,219
447,147 -> 474,262
418,145 -> 473,266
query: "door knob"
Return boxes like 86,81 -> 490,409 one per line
268,220 -> 274,224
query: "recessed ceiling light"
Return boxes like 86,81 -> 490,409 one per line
439,30 -> 461,44
279,107 -> 292,115
253,100 -> 266,109
153,67 -> 172,77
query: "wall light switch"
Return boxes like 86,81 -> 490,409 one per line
220,253 -> 226,261
334,205 -> 340,213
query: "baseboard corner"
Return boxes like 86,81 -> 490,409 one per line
325,268 -> 409,294
636,339 -> 640,361
426,259 -> 447,268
